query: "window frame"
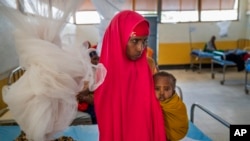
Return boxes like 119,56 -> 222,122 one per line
15,0 -> 240,25
160,0 -> 239,23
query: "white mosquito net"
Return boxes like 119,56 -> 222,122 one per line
0,0 -> 107,140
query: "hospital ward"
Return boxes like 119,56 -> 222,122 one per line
0,0 -> 250,141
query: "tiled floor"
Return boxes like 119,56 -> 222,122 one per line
163,68 -> 250,141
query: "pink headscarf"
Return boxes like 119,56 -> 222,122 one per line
94,10 -> 167,141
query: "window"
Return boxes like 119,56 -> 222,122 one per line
7,0 -> 17,9
75,11 -> 100,24
16,0 -> 239,24
74,0 -> 99,24
161,0 -> 198,23
200,0 -> 238,22
161,0 -> 238,23
74,0 -> 158,24
135,0 -> 157,15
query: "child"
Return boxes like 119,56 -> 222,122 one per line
153,71 -> 189,141
76,48 -> 99,124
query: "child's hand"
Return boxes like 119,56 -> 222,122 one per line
77,94 -> 93,104
77,95 -> 88,103
78,88 -> 90,96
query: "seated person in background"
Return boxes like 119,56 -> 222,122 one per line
76,47 -> 99,124
204,35 -> 218,53
153,71 -> 188,141
204,35 -> 247,71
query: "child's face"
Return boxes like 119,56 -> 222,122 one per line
91,55 -> 99,65
154,76 -> 174,101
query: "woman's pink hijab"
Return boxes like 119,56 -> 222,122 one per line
94,10 -> 167,141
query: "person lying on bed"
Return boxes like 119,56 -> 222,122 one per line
204,35 -> 247,71
153,71 -> 189,141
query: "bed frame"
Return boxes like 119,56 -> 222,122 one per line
190,47 -> 214,73
0,66 -> 25,125
190,103 -> 230,128
210,51 -> 237,85
211,48 -> 250,95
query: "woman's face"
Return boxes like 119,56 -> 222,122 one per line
126,36 -> 148,60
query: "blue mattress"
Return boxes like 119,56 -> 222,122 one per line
212,55 -> 236,66
191,50 -> 214,58
212,49 -> 249,66
0,121 -> 211,141
245,59 -> 250,72
246,65 -> 250,72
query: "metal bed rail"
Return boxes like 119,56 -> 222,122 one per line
7,66 -> 25,85
190,47 -> 213,73
190,103 -> 230,128
211,51 -> 236,85
0,66 -> 25,125
0,107 -> 8,118
190,48 -> 203,72
1,66 -> 93,125
175,85 -> 183,100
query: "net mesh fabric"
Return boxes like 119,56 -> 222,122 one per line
0,0 -> 106,140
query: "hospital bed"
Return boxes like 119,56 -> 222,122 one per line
0,68 -> 231,141
190,39 -> 250,73
237,39 -> 250,94
0,79 -> 230,141
211,49 -> 248,85
211,49 -> 250,94
190,47 -> 214,72
211,50 -> 237,85
0,102 -> 231,141
0,66 -> 92,125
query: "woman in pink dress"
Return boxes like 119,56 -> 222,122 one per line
94,10 -> 167,141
